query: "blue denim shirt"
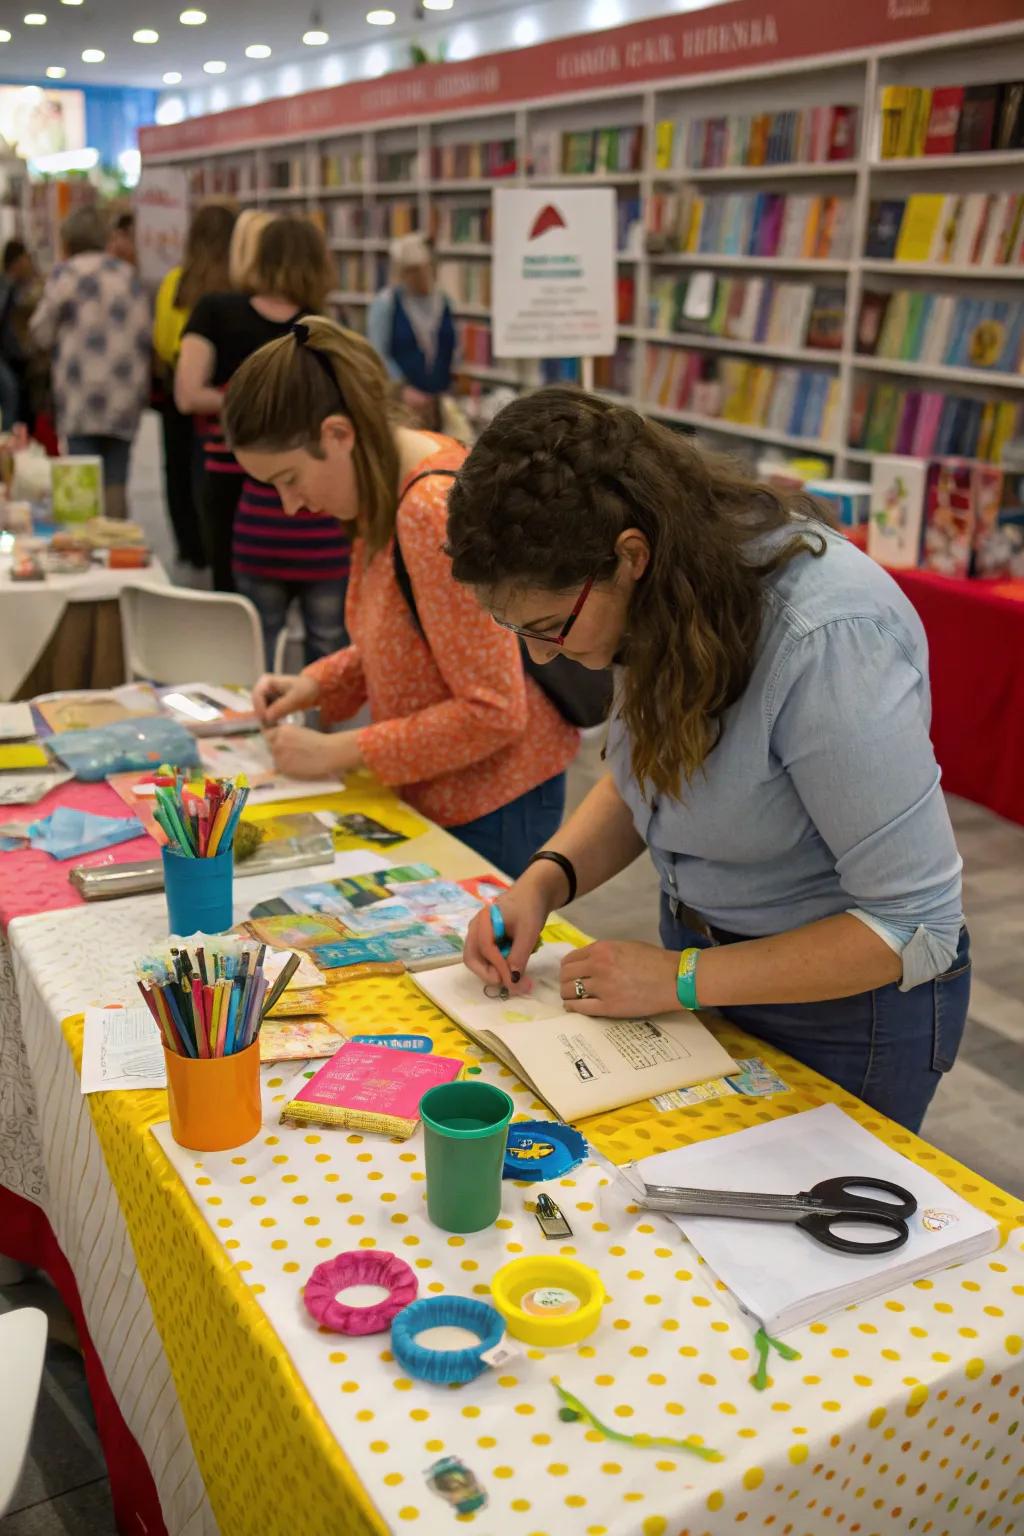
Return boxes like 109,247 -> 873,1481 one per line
606,525 -> 963,990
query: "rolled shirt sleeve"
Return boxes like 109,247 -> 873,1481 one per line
769,616 -> 963,990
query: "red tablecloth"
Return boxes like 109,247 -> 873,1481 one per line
890,569 -> 1024,827
0,780 -> 154,930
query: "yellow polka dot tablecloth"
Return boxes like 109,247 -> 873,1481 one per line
67,948 -> 1024,1536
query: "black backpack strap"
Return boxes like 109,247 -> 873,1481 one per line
392,468 -> 459,637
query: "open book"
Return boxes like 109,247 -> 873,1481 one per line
412,944 -> 738,1123
628,1104 -> 1001,1333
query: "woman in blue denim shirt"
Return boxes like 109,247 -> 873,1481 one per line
447,388 -> 970,1133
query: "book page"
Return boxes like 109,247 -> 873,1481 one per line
414,946 -> 738,1121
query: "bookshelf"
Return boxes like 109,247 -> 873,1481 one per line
147,19 -> 1024,475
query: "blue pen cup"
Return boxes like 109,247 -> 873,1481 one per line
162,846 -> 234,936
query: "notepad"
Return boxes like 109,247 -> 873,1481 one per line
0,743 -> 49,771
279,1040 -> 464,1136
412,944 -> 738,1124
630,1104 -> 1001,1334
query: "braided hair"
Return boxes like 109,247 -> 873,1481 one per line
446,387 -> 827,796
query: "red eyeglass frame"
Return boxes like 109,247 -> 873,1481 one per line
490,575 -> 596,647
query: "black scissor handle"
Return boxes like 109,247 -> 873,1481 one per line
796,1209 -> 910,1254
808,1176 -> 918,1222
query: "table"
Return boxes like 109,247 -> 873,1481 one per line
7,814 -> 1024,1534
0,765 -> 441,1536
0,555 -> 169,701
892,570 -> 1024,828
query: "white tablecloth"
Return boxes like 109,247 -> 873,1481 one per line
0,556 -> 169,700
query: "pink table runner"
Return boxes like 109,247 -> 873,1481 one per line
0,781 -> 153,931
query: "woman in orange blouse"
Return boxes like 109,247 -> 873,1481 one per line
223,316 -> 578,875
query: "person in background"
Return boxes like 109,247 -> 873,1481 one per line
223,318 -> 578,876
450,388 -> 968,1133
176,215 -> 350,674
108,211 -> 136,267
0,239 -> 33,429
29,206 -> 150,518
229,218 -> 351,665
174,209 -> 274,590
153,202 -> 236,573
367,233 -> 455,428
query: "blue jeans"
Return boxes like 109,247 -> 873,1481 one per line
66,433 -> 132,487
234,573 -> 348,669
659,894 -> 971,1134
449,773 -> 566,879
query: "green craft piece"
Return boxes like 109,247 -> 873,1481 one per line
751,1327 -> 802,1392
552,1382 -> 723,1463
558,1406 -> 581,1422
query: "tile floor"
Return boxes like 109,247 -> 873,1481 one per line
4,412 -> 1022,1533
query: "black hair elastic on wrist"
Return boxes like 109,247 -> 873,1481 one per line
527,850 -> 577,905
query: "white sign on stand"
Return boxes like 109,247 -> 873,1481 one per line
491,187 -> 617,362
134,166 -> 189,287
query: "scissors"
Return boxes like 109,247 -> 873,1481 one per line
632,1174 -> 917,1255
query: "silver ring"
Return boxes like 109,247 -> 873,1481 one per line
574,978 -> 587,1000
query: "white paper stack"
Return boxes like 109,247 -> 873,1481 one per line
632,1103 -> 1001,1333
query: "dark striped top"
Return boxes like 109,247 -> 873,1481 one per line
232,478 -> 352,584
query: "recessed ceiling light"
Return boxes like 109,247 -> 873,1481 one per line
163,69 -> 182,83
133,28 -> 159,43
0,29 -> 11,41
203,58 -> 226,72
422,0 -> 454,9
302,27 -> 328,44
245,43 -> 271,58
366,8 -> 396,23
45,64 -> 66,76
61,0 -> 84,6
24,13 -> 47,24
81,48 -> 105,61
179,8 -> 206,23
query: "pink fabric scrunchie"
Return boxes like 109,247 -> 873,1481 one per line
303,1249 -> 418,1335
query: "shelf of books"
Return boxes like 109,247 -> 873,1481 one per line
154,19 -> 1024,476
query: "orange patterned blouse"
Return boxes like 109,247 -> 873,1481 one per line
303,439 -> 579,827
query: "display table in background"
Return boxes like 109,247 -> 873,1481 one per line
892,570 -> 1024,829
0,556 -> 169,701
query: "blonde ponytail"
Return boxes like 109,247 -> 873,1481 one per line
222,315 -> 402,553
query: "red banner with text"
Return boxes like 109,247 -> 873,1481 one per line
140,0 -> 1024,156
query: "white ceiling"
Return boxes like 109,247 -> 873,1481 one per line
0,0 -> 519,91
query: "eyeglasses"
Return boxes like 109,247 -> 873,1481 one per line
491,575 -> 596,648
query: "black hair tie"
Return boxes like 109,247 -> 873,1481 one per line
291,319 -> 311,345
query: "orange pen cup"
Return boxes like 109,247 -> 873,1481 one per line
163,1040 -> 262,1151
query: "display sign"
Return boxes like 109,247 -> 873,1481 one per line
134,166 -> 189,286
141,0 -> 1024,156
0,86 -> 84,161
492,188 -> 616,360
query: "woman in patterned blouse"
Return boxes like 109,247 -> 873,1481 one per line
222,316 -> 578,876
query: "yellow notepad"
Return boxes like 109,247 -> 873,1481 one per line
0,743 -> 49,771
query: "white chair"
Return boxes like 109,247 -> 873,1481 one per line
0,1307 -> 47,1516
119,583 -> 266,688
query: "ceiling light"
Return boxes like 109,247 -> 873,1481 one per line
163,69 -> 182,83
245,43 -> 271,58
133,28 -> 159,43
203,58 -> 226,72
24,13 -> 47,24
366,8 -> 396,23
45,65 -> 66,77
81,48 -> 105,61
422,0 -> 454,9
0,30 -> 10,41
179,7 -> 206,21
303,7 -> 328,44
61,0 -> 84,6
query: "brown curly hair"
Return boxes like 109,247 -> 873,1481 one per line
446,387 -> 828,798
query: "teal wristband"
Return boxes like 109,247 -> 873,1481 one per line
676,947 -> 700,1011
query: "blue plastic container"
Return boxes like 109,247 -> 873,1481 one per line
162,846 -> 233,936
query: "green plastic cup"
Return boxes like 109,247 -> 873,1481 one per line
420,1080 -> 515,1234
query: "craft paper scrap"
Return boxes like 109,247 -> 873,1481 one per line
81,1006 -> 166,1093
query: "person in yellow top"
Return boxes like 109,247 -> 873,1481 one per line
153,202 -> 236,572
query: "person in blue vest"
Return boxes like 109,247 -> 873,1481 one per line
367,234 -> 455,428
